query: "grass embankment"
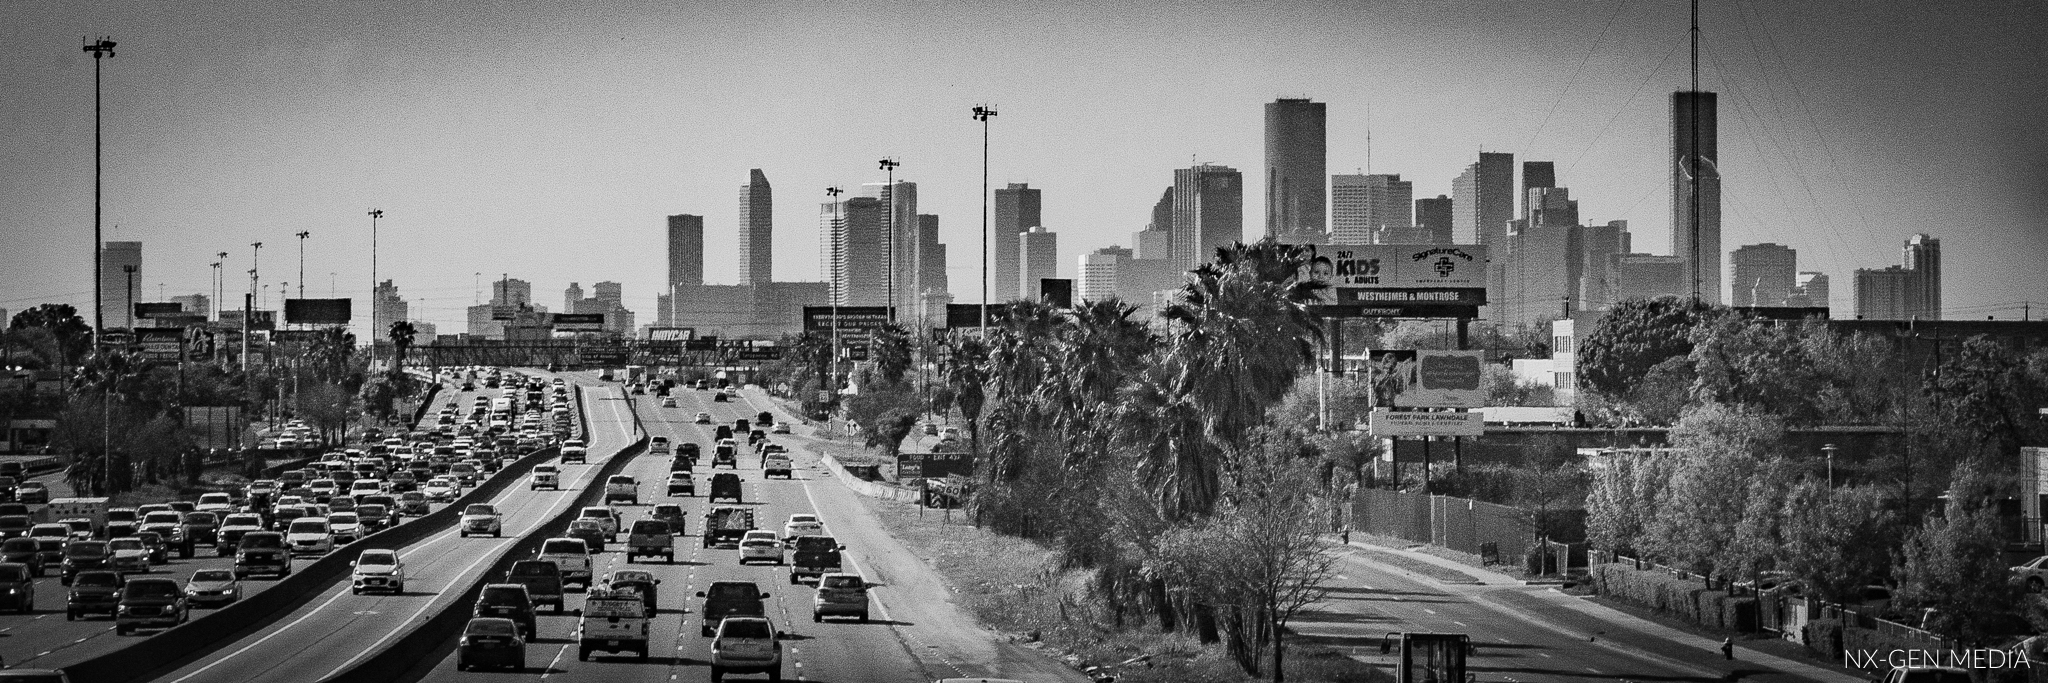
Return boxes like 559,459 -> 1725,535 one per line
805,431 -> 1391,683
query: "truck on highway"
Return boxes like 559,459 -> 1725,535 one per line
626,519 -> 674,564
578,587 -> 650,660
37,498 -> 108,535
708,472 -> 742,503
763,452 -> 793,479
604,475 -> 639,505
789,536 -> 844,585
701,506 -> 755,549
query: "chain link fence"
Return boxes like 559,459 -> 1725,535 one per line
1352,488 -> 1538,566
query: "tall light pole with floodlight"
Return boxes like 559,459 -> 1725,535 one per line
121,265 -> 137,329
972,105 -> 997,330
295,231 -> 309,302
84,37 -> 116,340
368,209 -> 383,365
826,186 -> 844,393
877,158 -> 901,325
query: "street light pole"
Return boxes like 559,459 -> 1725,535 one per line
972,105 -> 996,330
210,261 -> 222,322
878,158 -> 901,325
84,38 -> 116,342
826,186 -> 844,394
368,209 -> 383,366
1823,443 -> 1838,488
295,231 -> 309,302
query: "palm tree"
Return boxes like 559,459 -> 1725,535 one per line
938,334 -> 989,450
1164,240 -> 1324,456
307,326 -> 357,384
387,320 -> 417,376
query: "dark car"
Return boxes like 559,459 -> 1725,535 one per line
709,473 -> 743,503
34,538 -> 66,572
505,560 -> 565,613
115,577 -> 189,635
678,442 -> 700,465
15,481 -> 50,505
180,512 -> 220,547
233,532 -> 292,579
755,411 -> 774,427
714,426 -> 733,442
650,505 -> 688,535
695,581 -> 769,637
790,536 -> 844,585
566,520 -> 609,554
473,583 -> 538,639
0,563 -> 34,612
61,540 -> 110,585
1,538 -> 45,577
0,515 -> 32,540
734,418 -> 751,435
458,616 -> 527,672
134,531 -> 170,564
66,570 -> 121,619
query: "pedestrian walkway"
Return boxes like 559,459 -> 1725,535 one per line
1345,538 -> 1867,683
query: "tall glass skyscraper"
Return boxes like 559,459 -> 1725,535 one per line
1265,98 -> 1326,240
1672,91 -> 1720,304
739,169 -> 773,285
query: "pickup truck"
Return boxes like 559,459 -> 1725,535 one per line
626,519 -> 673,563
701,506 -> 755,549
709,473 -> 743,504
789,535 -> 844,585
506,560 -> 565,613
763,452 -> 793,479
537,538 -> 594,588
604,475 -> 639,505
578,588 -> 650,660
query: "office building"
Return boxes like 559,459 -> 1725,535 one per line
993,183 -> 1042,302
1522,161 -> 1556,210
1415,195 -> 1453,245
825,196 -> 890,307
1730,243 -> 1798,307
1672,91 -> 1722,304
916,214 -> 949,322
1853,234 -> 1942,320
1020,226 -> 1059,300
861,181 -> 920,316
99,241 -> 142,329
1607,253 -> 1688,303
566,281 -> 632,336
657,281 -> 829,340
564,283 -> 583,312
1080,246 -> 1133,302
1504,187 -> 1577,328
1450,152 -> 1514,246
170,294 -> 211,320
1790,272 -> 1830,309
1903,234 -> 1941,318
1133,187 -> 1174,260
738,170 -> 773,285
491,278 -> 531,307
1171,164 -> 1243,269
1330,174 -> 1411,244
668,214 -> 704,288
373,280 -> 408,337
1265,98 -> 1327,240
1571,221 -> 1630,311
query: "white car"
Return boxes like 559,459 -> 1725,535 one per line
307,479 -> 339,500
286,518 -> 335,556
461,504 -> 503,538
327,513 -> 364,544
577,507 -> 619,538
349,480 -> 383,501
781,514 -> 824,540
424,478 -> 459,502
2013,556 -> 2048,591
710,617 -> 783,680
738,530 -> 784,565
186,568 -> 243,607
529,465 -> 561,491
694,412 -> 713,424
351,548 -> 407,594
770,422 -> 791,434
195,493 -> 234,514
537,537 -> 594,587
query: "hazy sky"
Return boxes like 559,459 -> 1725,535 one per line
6,0 -> 2045,337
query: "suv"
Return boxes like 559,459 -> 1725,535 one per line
577,587 -> 650,661
712,442 -> 737,469
0,563 -> 34,612
461,504 -> 503,538
651,505 -> 688,534
709,473 -> 743,503
351,548 -> 407,594
66,570 -> 123,620
474,583 -> 538,639
650,436 -> 670,457
812,573 -> 870,622
1,538 -> 45,577
696,581 -> 769,637
667,472 -> 695,497
505,560 -> 565,613
604,475 -> 639,505
762,452 -> 793,479
234,532 -> 292,578
709,616 -> 783,681
216,514 -> 266,557
626,520 -> 674,563
537,538 -> 594,588
115,577 -> 189,635
790,536 -> 844,585
529,464 -> 560,491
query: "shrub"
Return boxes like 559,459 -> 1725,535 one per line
1802,620 -> 1842,660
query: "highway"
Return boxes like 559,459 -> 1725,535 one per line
134,376 -> 637,683
0,376 -> 548,671
405,380 -> 1088,683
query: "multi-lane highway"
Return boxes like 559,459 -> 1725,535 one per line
134,376 -> 637,683
0,375 -> 560,672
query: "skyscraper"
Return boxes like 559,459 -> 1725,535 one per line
1415,195 -> 1453,245
667,214 -> 704,288
1672,91 -> 1721,304
99,241 -> 141,329
1265,98 -> 1327,240
1450,152 -> 1514,246
992,183 -> 1041,302
1505,187 -> 1577,327
1172,164 -> 1243,269
1521,161 -> 1556,217
1730,243 -> 1798,307
1572,220 -> 1630,311
826,196 -> 890,307
373,280 -> 408,337
917,214 -> 949,322
1853,234 -> 1942,320
1133,187 -> 1173,260
863,181 -> 919,315
1330,174 -> 1412,244
491,278 -> 531,307
1903,234 -> 1941,319
1793,272 -> 1830,310
1080,246 -> 1132,302
564,282 -> 583,312
1020,226 -> 1059,300
738,170 -> 773,285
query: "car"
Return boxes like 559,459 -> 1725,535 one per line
504,561 -> 565,613
577,507 -> 620,538
696,581 -> 769,637
352,548 -> 407,594
216,514 -> 265,557
812,572 -> 870,622
922,422 -> 939,436
451,461 -> 481,486
15,481 -> 50,505
58,540 -> 107,585
2014,556 -> 2048,592
286,518 -> 334,556
602,569 -> 661,613
0,563 -> 33,612
115,577 -> 189,635
537,537 -> 594,588
738,530 -> 784,565
770,422 -> 790,435
562,446 -> 588,465
234,532 -> 292,578
781,514 -> 824,540
397,491 -> 430,516
327,513 -> 364,544
307,478 -> 338,502
660,396 -> 678,408
709,616 -> 783,681
136,530 -> 175,564
529,464 -> 561,491
461,504 -> 503,538
567,520 -> 609,553
32,538 -> 64,574
67,570 -> 123,620
108,537 -> 151,574
349,480 -> 384,502
423,478 -> 459,502
709,473 -> 743,503
195,492 -> 234,514
1,538 -> 45,577
940,427 -> 963,441
651,504 -> 688,533
185,568 -> 241,607
712,443 -> 738,469
694,412 -> 713,424
668,472 -> 695,497
29,523 -> 69,542
180,511 -> 221,548
457,616 -> 528,671
357,503 -> 392,532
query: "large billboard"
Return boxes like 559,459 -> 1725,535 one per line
1296,244 -> 1489,312
217,310 -> 276,331
553,313 -> 606,332
647,327 -> 695,341
1369,409 -> 1484,437
285,298 -> 353,325
802,306 -> 891,333
1387,350 -> 1487,409
133,302 -> 184,319
135,328 -> 184,361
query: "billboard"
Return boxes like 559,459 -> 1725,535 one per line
133,302 -> 184,319
1387,350 -> 1487,409
285,298 -> 353,325
581,347 -> 628,365
735,348 -> 784,361
135,328 -> 184,361
1296,244 -> 1489,307
647,327 -> 695,341
1369,409 -> 1484,436
184,326 -> 216,360
802,306 -> 892,333
945,303 -> 1012,328
553,313 -> 606,332
1039,278 -> 1073,308
218,310 -> 276,331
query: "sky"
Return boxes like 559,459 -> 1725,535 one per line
5,0 -> 2046,338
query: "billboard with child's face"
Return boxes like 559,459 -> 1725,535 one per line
1294,244 -> 1489,314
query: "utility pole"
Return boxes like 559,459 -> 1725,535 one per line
972,105 -> 997,331
878,158 -> 901,325
210,261 -> 222,323
85,37 -> 117,343
826,186 -> 844,395
295,230 -> 309,301
368,209 -> 383,366
122,265 -> 137,329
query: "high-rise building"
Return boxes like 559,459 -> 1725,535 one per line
1607,253 -> 1688,303
564,283 -> 583,312
373,279 -> 409,336
1080,246 -> 1133,302
1904,234 -> 1941,319
660,281 -> 829,340
594,282 -> 622,309
1265,98 -> 1327,240
916,214 -> 949,323
99,241 -> 142,329
992,183 -> 1041,302
862,181 -> 919,315
1571,220 -> 1630,311
1330,174 -> 1412,244
1522,161 -> 1557,211
1020,226 -> 1059,300
170,294 -> 211,319
738,170 -> 773,285
1672,91 -> 1722,304
826,197 -> 890,307
1133,187 -> 1174,260
1504,187 -> 1577,328
1730,243 -> 1798,307
1792,272 -> 1830,310
491,278 -> 531,307
1415,195 -> 1453,245
1171,164 -> 1243,269
667,214 -> 705,288
1450,152 -> 1514,246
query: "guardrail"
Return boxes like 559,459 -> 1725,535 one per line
71,443 -> 565,683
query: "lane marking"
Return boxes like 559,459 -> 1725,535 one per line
1423,608 -> 1437,615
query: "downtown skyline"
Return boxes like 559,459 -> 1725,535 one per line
4,0 -> 2044,337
